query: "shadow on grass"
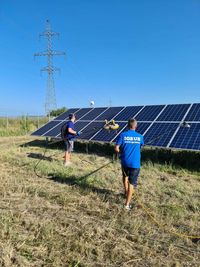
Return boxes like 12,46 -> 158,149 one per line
23,140 -> 119,199
21,139 -> 63,149
22,139 -> 200,173
47,162 -> 123,203
22,139 -> 113,160
27,152 -> 54,162
23,140 -> 64,163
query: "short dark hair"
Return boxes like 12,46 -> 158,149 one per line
69,113 -> 75,120
128,118 -> 137,129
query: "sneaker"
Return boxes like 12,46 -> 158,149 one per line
124,204 -> 131,211
64,161 -> 72,167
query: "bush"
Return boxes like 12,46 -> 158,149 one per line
49,107 -> 67,117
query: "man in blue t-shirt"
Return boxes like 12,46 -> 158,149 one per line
115,118 -> 144,210
64,113 -> 81,166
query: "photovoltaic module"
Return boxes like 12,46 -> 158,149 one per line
31,103 -> 200,151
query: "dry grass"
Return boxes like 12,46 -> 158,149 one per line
0,117 -> 48,137
0,136 -> 199,267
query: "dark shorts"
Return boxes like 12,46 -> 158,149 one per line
64,140 -> 74,152
122,166 -> 140,187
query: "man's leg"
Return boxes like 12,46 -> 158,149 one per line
125,183 -> 135,206
123,176 -> 129,197
122,166 -> 129,197
125,168 -> 140,208
64,151 -> 70,163
64,140 -> 72,165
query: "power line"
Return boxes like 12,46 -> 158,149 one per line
34,20 -> 65,116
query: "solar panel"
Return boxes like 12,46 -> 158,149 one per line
79,122 -> 105,140
31,103 -> 200,151
80,107 -> 107,120
96,107 -> 124,121
44,121 -> 67,137
185,104 -> 200,122
169,123 -> 200,150
73,108 -> 93,119
53,108 -> 79,121
32,120 -> 59,136
144,123 -> 179,147
92,122 -> 127,142
136,122 -> 151,135
156,104 -> 190,121
135,105 -> 165,121
114,106 -> 143,121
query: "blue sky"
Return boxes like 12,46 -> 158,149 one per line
0,0 -> 200,115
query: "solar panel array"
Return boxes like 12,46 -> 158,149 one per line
32,103 -> 200,151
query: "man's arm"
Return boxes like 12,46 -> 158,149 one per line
68,127 -> 77,135
115,134 -> 123,153
115,145 -> 120,153
140,135 -> 144,148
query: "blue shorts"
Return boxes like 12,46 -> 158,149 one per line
122,166 -> 140,187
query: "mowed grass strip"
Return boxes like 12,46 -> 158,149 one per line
0,136 -> 199,267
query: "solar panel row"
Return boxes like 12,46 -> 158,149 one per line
32,103 -> 200,151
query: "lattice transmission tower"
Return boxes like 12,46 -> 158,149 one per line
34,20 -> 65,115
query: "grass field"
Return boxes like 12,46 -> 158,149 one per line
0,136 -> 200,266
0,117 -> 48,137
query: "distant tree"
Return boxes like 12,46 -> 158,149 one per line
49,107 -> 68,117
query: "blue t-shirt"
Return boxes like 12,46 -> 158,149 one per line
66,121 -> 75,140
116,130 -> 144,168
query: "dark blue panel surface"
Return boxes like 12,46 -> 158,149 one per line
53,108 -> 79,121
80,107 -> 107,120
91,122 -> 126,142
185,104 -> 200,122
136,122 -> 151,135
79,122 -> 105,140
74,108 -> 93,120
170,123 -> 200,150
144,123 -> 178,147
43,121 -> 66,137
96,107 -> 124,121
156,104 -> 190,121
32,121 -> 59,136
114,106 -> 144,121
136,105 -> 165,121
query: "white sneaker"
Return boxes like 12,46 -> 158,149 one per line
64,161 -> 72,167
124,204 -> 131,211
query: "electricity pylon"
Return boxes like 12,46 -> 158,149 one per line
34,20 -> 65,116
